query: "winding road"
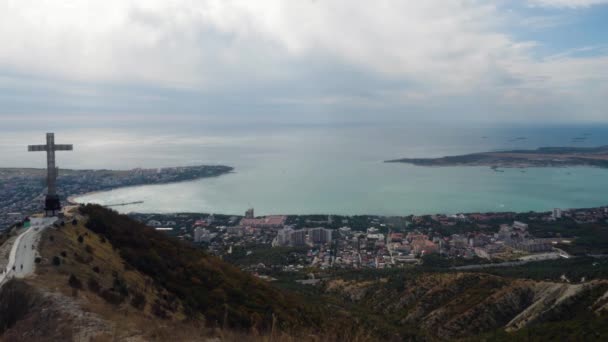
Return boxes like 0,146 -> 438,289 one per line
0,217 -> 56,286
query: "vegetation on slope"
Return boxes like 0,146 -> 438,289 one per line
79,204 -> 320,333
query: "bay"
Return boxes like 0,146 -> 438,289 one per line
56,122 -> 608,216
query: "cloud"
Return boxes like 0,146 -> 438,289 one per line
0,1 -> 528,88
0,0 -> 607,123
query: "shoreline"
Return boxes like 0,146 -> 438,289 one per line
68,170 -> 236,206
72,192 -> 608,219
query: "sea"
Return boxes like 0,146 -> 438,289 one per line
2,121 -> 608,216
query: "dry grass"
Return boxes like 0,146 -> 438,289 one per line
19,209 -> 379,341
28,211 -> 192,340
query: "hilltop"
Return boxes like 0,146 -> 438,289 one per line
0,206 -> 370,341
386,145 -> 608,168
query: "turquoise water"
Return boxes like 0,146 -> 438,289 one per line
60,123 -> 608,216
76,164 -> 608,216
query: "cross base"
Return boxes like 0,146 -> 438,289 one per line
44,194 -> 61,217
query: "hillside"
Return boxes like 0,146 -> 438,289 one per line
0,206 -> 357,341
2,206 -> 608,341
322,270 -> 608,340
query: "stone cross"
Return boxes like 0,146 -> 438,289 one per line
28,133 -> 73,216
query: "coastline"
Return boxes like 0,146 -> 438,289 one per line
64,165 -> 235,205
68,170 -> 236,206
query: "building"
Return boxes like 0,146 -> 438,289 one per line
290,229 -> 307,246
474,244 -> 505,259
309,227 -> 333,244
468,234 -> 490,247
338,226 -> 352,235
277,227 -> 294,246
226,226 -> 245,235
450,234 -> 468,248
411,239 -> 438,256
194,227 -> 211,242
276,228 -> 307,246
245,208 -> 254,219
240,215 -> 287,229
552,208 -> 562,220
389,233 -> 404,242
513,221 -> 529,231
367,227 -> 379,234
147,220 -> 162,227
509,239 -> 553,253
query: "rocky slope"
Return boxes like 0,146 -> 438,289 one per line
325,272 -> 608,340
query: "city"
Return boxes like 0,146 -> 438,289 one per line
0,165 -> 232,231
128,205 -> 608,281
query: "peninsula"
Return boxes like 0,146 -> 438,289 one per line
386,145 -> 608,168
0,165 -> 233,230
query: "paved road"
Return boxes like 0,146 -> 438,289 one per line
0,217 -> 56,286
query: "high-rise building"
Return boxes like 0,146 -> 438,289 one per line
245,208 -> 254,219
277,227 -> 293,246
552,208 -> 562,219
309,227 -> 332,244
290,229 -> 307,246
276,228 -> 307,246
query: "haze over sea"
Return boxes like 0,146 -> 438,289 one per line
2,122 -> 607,216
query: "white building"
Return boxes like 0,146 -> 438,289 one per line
194,227 -> 211,243
552,208 -> 562,219
277,227 -> 294,246
147,220 -> 162,227
513,221 -> 529,230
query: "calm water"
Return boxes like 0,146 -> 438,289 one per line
2,122 -> 608,216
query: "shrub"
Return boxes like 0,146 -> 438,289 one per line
100,289 -> 125,305
87,277 -> 101,293
60,251 -> 67,258
77,235 -> 84,244
130,292 -> 147,310
152,300 -> 168,319
113,277 -> 129,297
68,274 -> 82,289
34,257 -> 41,264
52,256 -> 61,266
85,245 -> 94,254
92,266 -> 100,273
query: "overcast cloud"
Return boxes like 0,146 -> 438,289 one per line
0,0 -> 607,124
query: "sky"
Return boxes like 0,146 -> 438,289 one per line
0,0 -> 607,127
